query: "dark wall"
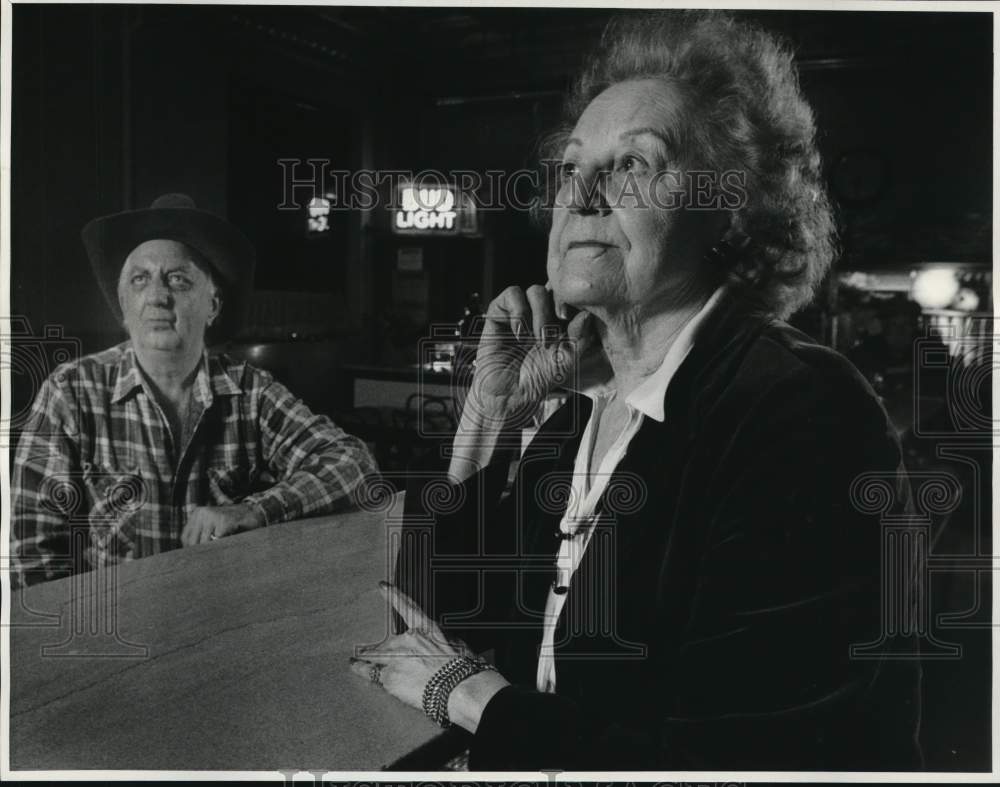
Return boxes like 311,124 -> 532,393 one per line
12,5 -> 234,353
12,5 -> 128,352
130,14 -> 230,218
10,4 -> 374,417
368,8 -> 992,306
227,78 -> 353,295
792,13 -> 992,265
423,98 -> 560,293
10,6 -> 994,380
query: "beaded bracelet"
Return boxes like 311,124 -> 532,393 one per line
421,656 -> 497,728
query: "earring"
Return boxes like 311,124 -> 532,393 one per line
705,240 -> 733,266
706,231 -> 752,265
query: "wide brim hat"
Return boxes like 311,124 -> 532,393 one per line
82,193 -> 255,343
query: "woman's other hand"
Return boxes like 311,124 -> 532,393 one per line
466,284 -> 598,428
349,582 -> 510,733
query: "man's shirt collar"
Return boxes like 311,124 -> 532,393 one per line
204,354 -> 244,400
110,344 -> 145,403
111,343 -> 243,405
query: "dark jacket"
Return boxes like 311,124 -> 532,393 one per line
398,288 -> 922,771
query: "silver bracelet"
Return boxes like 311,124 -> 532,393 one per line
421,657 -> 465,724
421,656 -> 497,728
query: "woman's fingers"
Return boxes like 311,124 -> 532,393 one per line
549,311 -> 585,370
356,633 -> 411,660
483,284 -> 560,344
566,309 -> 593,343
483,285 -> 530,342
546,280 -> 567,321
467,282 -> 586,418
564,311 -> 610,388
475,287 -> 530,389
526,283 -> 558,346
348,656 -> 375,679
349,656 -> 396,694
379,581 -> 442,638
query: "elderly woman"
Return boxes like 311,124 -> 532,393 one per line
351,11 -> 921,770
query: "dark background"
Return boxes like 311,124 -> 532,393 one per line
9,5 -> 994,771
11,6 -> 992,358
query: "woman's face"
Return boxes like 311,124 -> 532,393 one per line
547,78 -> 720,321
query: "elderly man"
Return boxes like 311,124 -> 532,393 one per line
11,194 -> 377,586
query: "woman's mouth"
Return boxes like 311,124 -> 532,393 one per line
567,241 -> 615,250
565,241 -> 615,260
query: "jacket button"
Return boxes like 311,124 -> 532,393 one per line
553,584 -> 569,595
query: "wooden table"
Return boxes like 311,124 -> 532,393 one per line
8,494 -> 447,771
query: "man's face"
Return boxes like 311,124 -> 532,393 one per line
118,239 -> 220,355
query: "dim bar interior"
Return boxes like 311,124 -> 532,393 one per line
6,3 -> 994,775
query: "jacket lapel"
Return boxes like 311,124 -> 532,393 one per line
500,288 -> 776,686
551,289 -> 776,679
496,393 -> 591,684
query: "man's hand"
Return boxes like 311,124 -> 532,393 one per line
181,503 -> 266,546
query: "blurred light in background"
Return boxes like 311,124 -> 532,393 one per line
952,287 -> 980,312
910,267 -> 960,310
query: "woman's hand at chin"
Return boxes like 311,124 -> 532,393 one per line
464,283 -> 600,428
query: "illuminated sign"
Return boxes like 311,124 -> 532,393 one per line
392,183 -> 477,236
307,196 -> 332,234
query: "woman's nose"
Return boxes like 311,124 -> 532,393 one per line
559,168 -> 611,216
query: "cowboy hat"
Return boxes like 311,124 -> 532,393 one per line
82,193 -> 255,342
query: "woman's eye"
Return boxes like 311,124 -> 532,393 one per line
558,162 -> 578,181
619,155 -> 644,173
130,273 -> 148,286
167,274 -> 192,290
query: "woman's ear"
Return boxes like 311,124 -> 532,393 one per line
718,208 -> 752,247
708,208 -> 732,243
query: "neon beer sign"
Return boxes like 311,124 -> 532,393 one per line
395,185 -> 457,232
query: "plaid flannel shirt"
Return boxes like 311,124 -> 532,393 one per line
11,341 -> 378,586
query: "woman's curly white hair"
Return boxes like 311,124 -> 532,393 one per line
535,10 -> 837,319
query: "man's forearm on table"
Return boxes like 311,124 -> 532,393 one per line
243,456 -> 377,524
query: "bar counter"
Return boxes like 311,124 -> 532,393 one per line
9,493 -> 445,771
